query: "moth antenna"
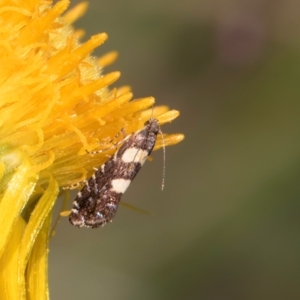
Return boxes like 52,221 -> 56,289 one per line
159,128 -> 166,191
151,104 -> 165,190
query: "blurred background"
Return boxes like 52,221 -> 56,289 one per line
49,1 -> 300,299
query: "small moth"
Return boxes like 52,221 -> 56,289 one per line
69,118 -> 159,228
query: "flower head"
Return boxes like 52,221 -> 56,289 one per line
0,0 -> 183,298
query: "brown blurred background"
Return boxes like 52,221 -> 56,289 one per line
49,1 -> 300,299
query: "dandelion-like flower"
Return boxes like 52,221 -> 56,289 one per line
0,0 -> 183,298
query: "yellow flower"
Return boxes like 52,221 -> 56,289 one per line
0,0 -> 184,298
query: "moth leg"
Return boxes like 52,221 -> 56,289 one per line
88,128 -> 127,155
63,180 -> 87,190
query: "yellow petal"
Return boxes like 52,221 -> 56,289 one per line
26,213 -> 52,300
0,151 -> 38,258
0,217 -> 26,300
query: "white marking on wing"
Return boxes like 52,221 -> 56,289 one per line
111,178 -> 131,194
121,147 -> 148,164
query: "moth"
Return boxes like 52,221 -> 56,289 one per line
69,118 -> 159,228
